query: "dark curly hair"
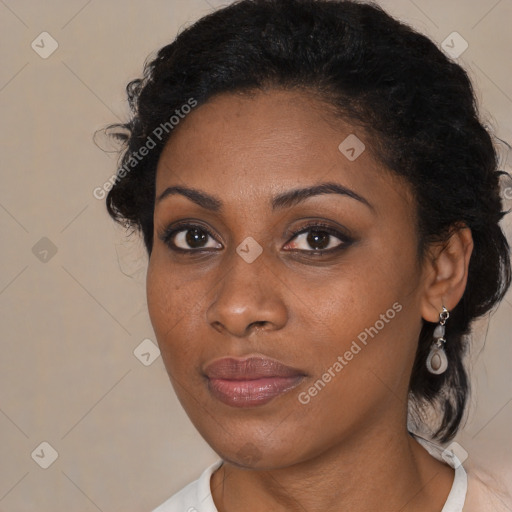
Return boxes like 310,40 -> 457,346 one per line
104,0 -> 511,443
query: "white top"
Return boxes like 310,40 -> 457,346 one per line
152,441 -> 469,512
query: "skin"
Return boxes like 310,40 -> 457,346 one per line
146,88 -> 474,512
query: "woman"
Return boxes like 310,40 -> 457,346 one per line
104,0 -> 511,510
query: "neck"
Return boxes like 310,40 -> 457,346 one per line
211,424 -> 454,512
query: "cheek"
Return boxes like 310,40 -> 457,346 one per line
146,257 -> 202,363
295,246 -> 420,379
147,266 -> 174,338
293,255 -> 399,335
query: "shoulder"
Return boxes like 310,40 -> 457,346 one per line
464,460 -> 512,512
410,433 -> 512,511
151,460 -> 223,512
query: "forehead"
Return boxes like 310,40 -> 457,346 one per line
155,89 -> 413,214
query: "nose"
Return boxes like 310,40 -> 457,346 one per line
205,250 -> 288,338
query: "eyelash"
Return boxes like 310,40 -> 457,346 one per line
159,221 -> 353,256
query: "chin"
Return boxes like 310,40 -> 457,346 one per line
204,428 -> 312,470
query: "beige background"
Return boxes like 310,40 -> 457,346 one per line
1,0 -> 511,511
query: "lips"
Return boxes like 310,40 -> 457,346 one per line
203,356 -> 306,408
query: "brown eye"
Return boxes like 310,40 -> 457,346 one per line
285,225 -> 350,253
305,229 -> 332,250
288,229 -> 341,251
161,224 -> 222,251
183,227 -> 208,248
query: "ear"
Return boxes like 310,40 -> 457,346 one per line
421,224 -> 474,323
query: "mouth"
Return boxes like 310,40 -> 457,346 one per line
203,356 -> 306,408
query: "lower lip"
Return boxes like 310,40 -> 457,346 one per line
207,376 -> 304,407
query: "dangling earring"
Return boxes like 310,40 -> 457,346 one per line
426,306 -> 449,375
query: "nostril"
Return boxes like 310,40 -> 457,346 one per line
210,321 -> 226,334
249,321 -> 268,331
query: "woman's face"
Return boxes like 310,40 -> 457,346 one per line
147,89 -> 429,468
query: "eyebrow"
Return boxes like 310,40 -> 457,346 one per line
156,182 -> 374,213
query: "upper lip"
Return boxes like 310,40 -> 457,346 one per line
203,356 -> 305,380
